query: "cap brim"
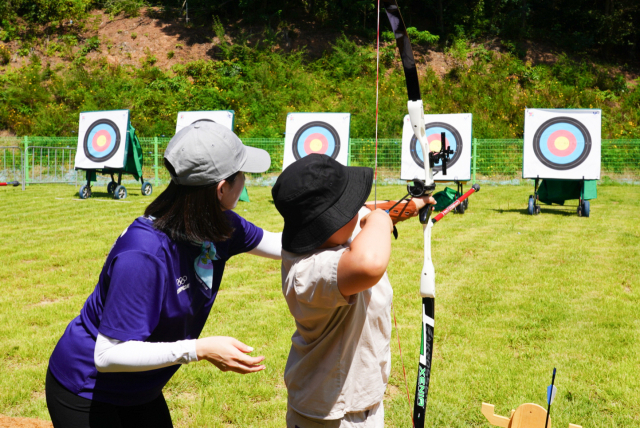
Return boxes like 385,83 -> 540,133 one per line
240,146 -> 271,173
283,166 -> 373,253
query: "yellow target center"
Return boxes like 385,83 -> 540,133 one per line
96,135 -> 108,147
554,136 -> 570,150
309,139 -> 323,152
429,140 -> 442,153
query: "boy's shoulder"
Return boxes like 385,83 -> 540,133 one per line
282,246 -> 352,309
282,245 -> 346,269
282,246 -> 346,286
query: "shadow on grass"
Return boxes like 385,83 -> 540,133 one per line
75,192 -> 144,200
490,207 -> 578,216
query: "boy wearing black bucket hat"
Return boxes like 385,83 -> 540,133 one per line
272,154 -> 434,427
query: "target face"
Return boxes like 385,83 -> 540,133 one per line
292,121 -> 341,160
83,119 -> 121,162
533,117 -> 591,170
409,123 -> 463,172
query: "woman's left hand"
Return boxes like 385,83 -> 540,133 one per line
196,336 -> 266,374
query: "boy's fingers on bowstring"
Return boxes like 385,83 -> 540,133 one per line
359,210 -> 373,228
360,209 -> 393,232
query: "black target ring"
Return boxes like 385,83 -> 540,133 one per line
410,122 -> 463,172
191,119 -> 216,125
83,119 -> 121,163
533,117 -> 592,170
292,121 -> 341,161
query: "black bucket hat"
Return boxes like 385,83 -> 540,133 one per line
272,154 -> 373,253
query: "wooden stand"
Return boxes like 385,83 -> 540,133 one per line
482,403 -> 582,428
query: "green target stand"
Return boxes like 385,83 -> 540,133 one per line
74,110 -> 152,200
529,178 -> 596,217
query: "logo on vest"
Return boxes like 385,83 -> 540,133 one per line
176,275 -> 190,294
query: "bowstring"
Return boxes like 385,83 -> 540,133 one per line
392,302 -> 415,427
374,0 -> 380,210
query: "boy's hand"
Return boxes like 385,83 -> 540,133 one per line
412,195 -> 437,211
359,209 -> 393,233
364,196 -> 437,224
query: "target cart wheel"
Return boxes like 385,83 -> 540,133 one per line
107,181 -> 117,194
535,204 -> 541,215
456,201 -> 466,214
463,198 -> 469,210
141,182 -> 153,196
113,185 -> 128,200
528,195 -> 535,215
79,184 -> 91,199
582,200 -> 590,217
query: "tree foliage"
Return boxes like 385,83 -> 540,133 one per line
1,0 -> 639,60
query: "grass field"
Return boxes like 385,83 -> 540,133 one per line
0,183 -> 639,427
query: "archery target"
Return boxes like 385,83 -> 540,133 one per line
84,119 -> 121,162
524,109 -> 601,179
401,114 -> 472,181
75,110 -> 129,170
283,113 -> 350,170
175,111 -> 234,134
292,121 -> 341,160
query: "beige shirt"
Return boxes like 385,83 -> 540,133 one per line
281,214 -> 393,420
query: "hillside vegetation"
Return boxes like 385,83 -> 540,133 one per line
0,2 -> 639,139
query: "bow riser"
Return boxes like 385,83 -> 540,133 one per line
408,100 -> 434,188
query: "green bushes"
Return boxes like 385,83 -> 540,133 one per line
0,44 -> 10,64
0,39 -> 637,139
382,28 -> 439,46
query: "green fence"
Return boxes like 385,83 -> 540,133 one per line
2,137 -> 640,187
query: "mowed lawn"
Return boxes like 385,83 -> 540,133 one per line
0,183 -> 638,428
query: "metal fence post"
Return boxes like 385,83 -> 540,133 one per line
472,138 -> 477,184
23,136 -> 29,187
154,137 -> 159,187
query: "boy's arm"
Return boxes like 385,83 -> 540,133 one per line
364,196 -> 433,224
337,210 -> 393,298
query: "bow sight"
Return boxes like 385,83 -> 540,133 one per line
406,132 -> 454,223
408,132 -> 454,197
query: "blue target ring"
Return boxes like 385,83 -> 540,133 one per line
292,121 -> 341,161
83,119 -> 121,163
410,122 -> 463,172
533,117 -> 591,170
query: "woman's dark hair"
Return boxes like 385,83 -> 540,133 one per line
144,159 -> 239,243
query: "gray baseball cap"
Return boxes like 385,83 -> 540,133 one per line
164,121 -> 271,185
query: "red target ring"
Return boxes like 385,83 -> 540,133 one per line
546,130 -> 577,157
92,130 -> 112,152
303,133 -> 329,155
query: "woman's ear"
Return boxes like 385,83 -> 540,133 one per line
216,180 -> 227,202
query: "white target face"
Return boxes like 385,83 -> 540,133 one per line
175,111 -> 235,134
523,109 -> 601,179
282,113 -> 350,170
74,110 -> 130,170
401,113 -> 472,181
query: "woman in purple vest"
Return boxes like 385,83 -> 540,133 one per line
46,122 -> 281,427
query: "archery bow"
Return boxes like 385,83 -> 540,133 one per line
379,1 -> 441,426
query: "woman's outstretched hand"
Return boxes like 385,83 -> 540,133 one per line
196,336 -> 265,374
